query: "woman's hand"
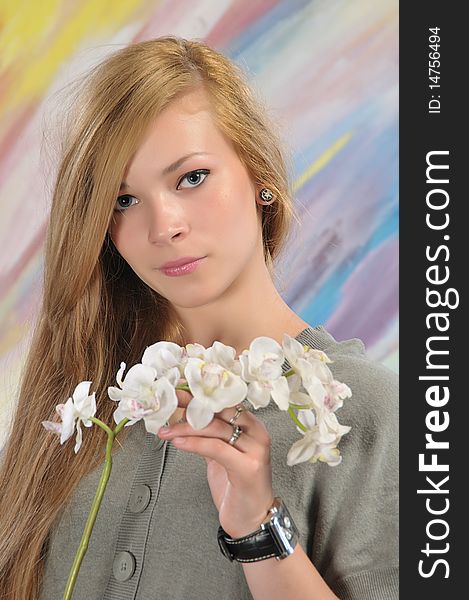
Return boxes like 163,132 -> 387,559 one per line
157,389 -> 275,538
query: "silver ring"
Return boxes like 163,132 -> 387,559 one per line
229,405 -> 245,425
228,400 -> 252,425
228,425 -> 243,446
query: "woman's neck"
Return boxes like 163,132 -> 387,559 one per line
172,269 -> 311,356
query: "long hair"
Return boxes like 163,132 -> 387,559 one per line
0,36 -> 297,599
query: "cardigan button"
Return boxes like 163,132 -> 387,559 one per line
112,551 -> 136,582
128,484 -> 151,513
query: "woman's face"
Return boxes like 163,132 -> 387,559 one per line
110,87 -> 265,310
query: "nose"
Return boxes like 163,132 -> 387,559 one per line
147,195 -> 189,245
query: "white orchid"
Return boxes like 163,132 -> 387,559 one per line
287,432 -> 345,467
287,425 -> 339,466
42,381 -> 96,454
302,368 -> 352,414
283,334 -> 332,368
281,349 -> 334,419
204,341 -> 243,376
283,334 -> 332,387
281,371 -> 311,405
141,341 -> 188,379
285,369 -> 326,412
183,357 -> 248,429
239,336 -> 290,410
43,333 -> 352,469
322,378 -> 352,412
185,342 -> 207,360
108,362 -> 178,434
184,340 -> 243,377
298,405 -> 351,439
287,407 -> 350,467
283,334 -> 351,413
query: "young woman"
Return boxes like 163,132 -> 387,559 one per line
0,37 -> 398,599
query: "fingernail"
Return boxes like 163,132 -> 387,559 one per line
159,427 -> 170,434
172,437 -> 186,445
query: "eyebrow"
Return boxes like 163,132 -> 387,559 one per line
119,152 -> 211,192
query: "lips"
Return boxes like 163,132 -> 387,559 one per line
158,256 -> 206,277
158,256 -> 204,270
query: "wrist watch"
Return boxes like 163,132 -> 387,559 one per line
217,496 -> 299,562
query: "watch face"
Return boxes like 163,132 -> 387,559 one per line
269,502 -> 299,558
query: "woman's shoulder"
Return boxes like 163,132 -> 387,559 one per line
298,324 -> 396,373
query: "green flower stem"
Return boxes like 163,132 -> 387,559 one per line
288,406 -> 308,433
62,416 -> 129,600
113,416 -> 130,436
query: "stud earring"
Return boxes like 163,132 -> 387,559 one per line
259,188 -> 275,204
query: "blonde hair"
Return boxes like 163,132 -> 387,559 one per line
0,36 -> 297,599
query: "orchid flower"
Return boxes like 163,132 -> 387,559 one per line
302,369 -> 352,413
141,341 -> 188,379
183,340 -> 244,378
322,378 -> 352,412
286,406 -> 351,467
283,334 -> 332,387
283,334 -> 352,413
239,336 -> 290,410
203,341 -> 243,376
183,357 -> 248,429
108,362 -> 179,435
42,381 -> 96,453
184,342 -> 207,359
42,334 -> 352,466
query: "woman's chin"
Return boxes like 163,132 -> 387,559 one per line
159,286 -> 223,310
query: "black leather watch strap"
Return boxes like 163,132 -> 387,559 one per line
217,525 -> 279,562
217,497 -> 299,563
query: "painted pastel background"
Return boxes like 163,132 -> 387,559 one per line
0,0 -> 398,447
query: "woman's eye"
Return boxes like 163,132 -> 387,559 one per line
177,169 -> 210,190
115,195 -> 139,211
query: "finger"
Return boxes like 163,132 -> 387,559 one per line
217,402 -> 250,422
173,407 -> 187,424
170,435 -> 258,475
173,395 -> 271,446
175,391 -> 250,428
159,419 -> 255,454
215,400 -> 255,425
170,399 -> 271,446
175,388 -> 192,407
216,408 -> 272,446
